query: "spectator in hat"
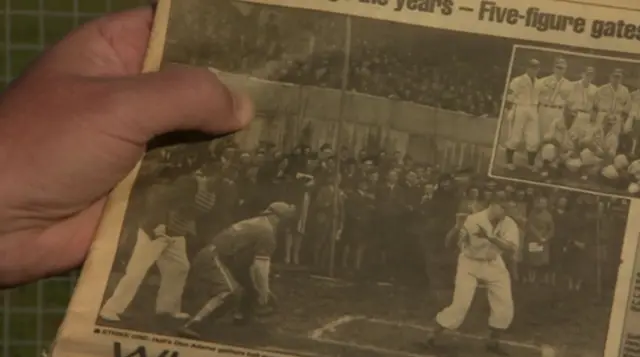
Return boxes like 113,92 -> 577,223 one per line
341,180 -> 375,272
342,158 -> 359,192
524,196 -> 555,285
550,196 -> 575,288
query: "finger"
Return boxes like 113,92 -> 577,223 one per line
39,7 -> 154,76
0,198 -> 105,287
101,65 -> 254,144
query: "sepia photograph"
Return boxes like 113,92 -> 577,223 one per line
93,1 -> 633,357
490,45 -> 640,199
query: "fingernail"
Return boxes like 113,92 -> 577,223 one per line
231,90 -> 254,127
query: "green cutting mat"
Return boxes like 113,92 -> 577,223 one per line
0,1 -> 147,356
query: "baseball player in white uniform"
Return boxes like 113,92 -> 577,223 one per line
627,88 -> 640,131
628,160 -> 640,194
421,199 -> 519,356
568,67 -> 598,137
540,105 -> 579,177
538,58 -> 573,141
577,116 -> 619,180
503,59 -> 541,172
591,68 -> 631,155
621,88 -> 640,156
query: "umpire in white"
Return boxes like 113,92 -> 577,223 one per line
100,175 -> 217,322
421,198 -> 519,356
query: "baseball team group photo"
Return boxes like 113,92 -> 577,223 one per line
490,45 -> 640,199
93,1 -> 635,357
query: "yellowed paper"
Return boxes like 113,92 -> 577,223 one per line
49,1 -> 640,356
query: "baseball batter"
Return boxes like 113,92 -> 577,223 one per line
422,199 -> 519,356
177,202 -> 296,339
568,67 -> 598,136
592,68 -> 631,154
504,59 -> 541,172
538,58 -> 573,140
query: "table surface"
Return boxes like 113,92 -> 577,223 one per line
0,1 -> 146,356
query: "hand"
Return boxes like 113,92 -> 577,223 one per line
503,103 -> 513,113
569,131 -> 578,141
0,7 -> 254,287
258,291 -> 270,306
254,291 -> 277,317
476,224 -> 490,240
153,224 -> 167,237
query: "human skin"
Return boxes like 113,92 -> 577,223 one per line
0,7 -> 254,287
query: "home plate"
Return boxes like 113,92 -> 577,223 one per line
312,316 -> 546,357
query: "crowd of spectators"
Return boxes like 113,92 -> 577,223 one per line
270,17 -> 507,117
179,2 -> 510,117
124,141 -> 627,295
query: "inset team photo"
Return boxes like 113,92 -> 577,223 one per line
490,45 -> 640,198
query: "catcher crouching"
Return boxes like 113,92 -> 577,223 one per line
177,202 -> 297,339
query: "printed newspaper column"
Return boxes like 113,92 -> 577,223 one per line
618,235 -> 640,357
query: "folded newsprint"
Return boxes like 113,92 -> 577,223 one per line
48,0 -> 640,356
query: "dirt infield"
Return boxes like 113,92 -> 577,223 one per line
97,267 -> 612,357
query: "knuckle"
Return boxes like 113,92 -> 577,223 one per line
185,70 -> 236,120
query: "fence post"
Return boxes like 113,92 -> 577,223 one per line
328,15 -> 352,279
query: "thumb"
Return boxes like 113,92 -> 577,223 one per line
103,64 -> 254,144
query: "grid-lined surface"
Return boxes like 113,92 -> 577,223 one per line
0,1 -> 146,356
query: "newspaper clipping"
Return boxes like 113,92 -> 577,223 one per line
50,0 -> 640,357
